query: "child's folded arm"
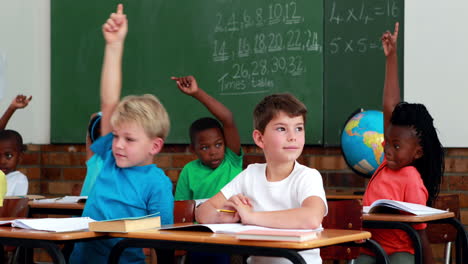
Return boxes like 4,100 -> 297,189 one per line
238,196 -> 325,230
196,192 -> 240,224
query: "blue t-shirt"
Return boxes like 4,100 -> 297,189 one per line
80,154 -> 103,196
70,133 -> 174,264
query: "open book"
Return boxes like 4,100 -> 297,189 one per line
363,199 -> 447,216
0,217 -> 95,232
33,196 -> 88,203
88,213 -> 160,233
56,196 -> 88,203
160,223 -> 322,241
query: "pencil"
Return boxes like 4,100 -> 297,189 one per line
216,209 -> 236,213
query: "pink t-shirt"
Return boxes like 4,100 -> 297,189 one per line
363,159 -> 428,255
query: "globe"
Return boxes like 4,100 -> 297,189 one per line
341,110 -> 384,178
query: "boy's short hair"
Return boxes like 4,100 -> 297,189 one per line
189,117 -> 223,145
253,93 -> 307,133
111,94 -> 170,139
0,129 -> 25,152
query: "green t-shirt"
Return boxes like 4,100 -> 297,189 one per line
175,148 -> 243,200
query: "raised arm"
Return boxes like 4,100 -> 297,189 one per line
382,22 -> 400,132
0,95 -> 32,130
100,4 -> 127,136
171,76 -> 241,155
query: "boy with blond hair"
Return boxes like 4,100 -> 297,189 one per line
70,4 -> 173,264
196,93 -> 327,264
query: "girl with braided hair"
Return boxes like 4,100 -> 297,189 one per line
356,22 -> 444,264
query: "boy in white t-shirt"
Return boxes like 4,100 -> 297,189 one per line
196,93 -> 327,264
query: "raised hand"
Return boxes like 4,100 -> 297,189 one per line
102,4 -> 128,45
171,76 -> 199,96
10,94 -> 32,110
382,22 -> 399,57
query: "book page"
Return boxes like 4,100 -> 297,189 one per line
161,223 -> 322,234
368,199 -> 447,215
97,212 -> 160,222
0,220 -> 14,226
11,217 -> 96,232
33,198 -> 61,203
56,196 -> 88,203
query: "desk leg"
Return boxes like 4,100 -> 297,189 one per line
0,240 -> 66,264
363,221 -> 422,264
108,238 -> 307,264
32,241 -> 66,264
108,239 -> 176,264
431,217 -> 468,264
331,239 -> 390,264
361,239 -> 390,264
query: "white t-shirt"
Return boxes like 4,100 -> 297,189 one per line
6,171 -> 28,196
221,162 -> 327,264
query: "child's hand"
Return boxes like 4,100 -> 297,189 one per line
10,94 -> 32,110
225,194 -> 254,224
217,198 -> 242,223
382,22 -> 399,57
227,194 -> 252,207
171,76 -> 199,96
102,4 -> 128,45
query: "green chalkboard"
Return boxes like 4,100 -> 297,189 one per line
51,0 -> 404,145
51,0 -> 323,144
323,0 -> 404,145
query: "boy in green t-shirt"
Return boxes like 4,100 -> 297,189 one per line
171,76 -> 243,200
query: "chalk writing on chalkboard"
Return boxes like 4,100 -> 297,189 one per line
323,0 -> 404,145
211,1 -> 322,96
326,0 -> 401,55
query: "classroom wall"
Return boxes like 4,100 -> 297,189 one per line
20,143 -> 468,225
0,0 -> 467,147
0,0 -> 50,144
405,0 -> 468,147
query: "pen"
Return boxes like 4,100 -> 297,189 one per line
216,209 -> 236,213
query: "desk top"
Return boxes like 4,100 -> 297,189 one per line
326,194 -> 363,200
0,226 -> 104,241
363,212 -> 455,222
28,202 -> 85,210
109,228 -> 371,249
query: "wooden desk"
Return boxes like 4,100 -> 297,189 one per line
363,212 -> 467,264
0,227 -> 104,264
108,228 -> 389,264
28,201 -> 85,217
326,194 -> 363,200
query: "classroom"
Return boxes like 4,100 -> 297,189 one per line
0,0 -> 467,263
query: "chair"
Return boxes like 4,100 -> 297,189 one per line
173,200 -> 196,264
0,197 -> 29,217
321,199 -> 390,264
426,194 -> 460,264
321,199 -> 363,262
148,200 -> 196,264
174,200 -> 196,223
0,197 -> 30,263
